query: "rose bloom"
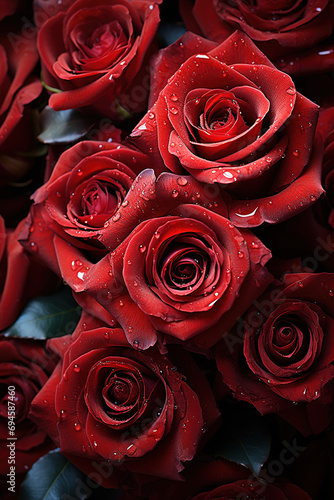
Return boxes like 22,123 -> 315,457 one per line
129,31 -> 324,227
0,216 -> 58,331
0,21 -> 43,187
216,272 -> 334,435
29,314 -> 220,488
35,0 -> 161,119
58,169 -> 272,349
180,0 -> 334,75
0,337 -> 57,474
19,141 -> 150,276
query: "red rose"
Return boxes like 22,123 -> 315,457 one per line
36,0 -> 161,119
0,216 -> 58,331
0,336 -> 57,474
0,21 -> 42,187
29,315 -> 220,487
216,272 -> 334,435
129,31 -> 324,227
55,169 -> 272,349
19,141 -> 150,276
180,0 -> 334,75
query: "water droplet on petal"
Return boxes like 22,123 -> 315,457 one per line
293,149 -> 300,157
74,422 -> 81,431
170,107 -> 178,115
238,251 -> 244,258
148,112 -> 155,119
139,244 -> 146,253
286,86 -> 296,95
73,364 -> 80,373
126,444 -> 136,455
30,242 -> 38,252
329,289 -> 334,297
177,176 -> 188,186
170,94 -> 178,102
112,212 -> 121,222
172,189 -> 179,197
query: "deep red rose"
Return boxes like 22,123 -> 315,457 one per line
216,272 -> 334,435
29,314 -> 220,487
19,141 -> 151,276
0,21 -> 42,188
0,216 -> 58,331
0,336 -> 57,474
129,31 -> 324,227
36,0 -> 161,119
54,169 -> 272,349
180,0 -> 334,75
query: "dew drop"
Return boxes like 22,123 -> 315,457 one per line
292,149 -> 300,157
74,422 -> 81,431
63,372 -> 68,381
119,300 -> 124,306
77,169 -> 83,176
139,244 -> 146,253
172,189 -> 179,198
112,212 -> 121,222
286,86 -> 296,95
82,446 -> 87,453
170,94 -> 178,102
60,409 -> 67,419
30,242 -> 38,252
238,251 -> 244,258
126,444 -> 137,455
328,289 -> 334,297
170,107 -> 178,115
148,112 -> 155,119
73,364 -> 80,373
177,176 -> 188,186
122,200 -> 129,207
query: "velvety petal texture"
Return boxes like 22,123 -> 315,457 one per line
216,273 -> 334,435
29,316 -> 220,487
0,216 -> 58,331
129,31 -> 324,227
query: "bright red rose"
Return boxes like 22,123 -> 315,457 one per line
54,169 -> 272,349
29,314 -> 220,487
0,20 -> 42,188
216,272 -> 334,435
0,216 -> 58,331
180,0 -> 334,75
0,336 -> 57,474
19,141 -> 150,276
35,0 -> 161,120
129,31 -> 324,228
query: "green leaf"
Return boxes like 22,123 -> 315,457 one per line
38,106 -> 93,144
214,403 -> 271,475
19,449 -> 88,500
3,287 -> 81,339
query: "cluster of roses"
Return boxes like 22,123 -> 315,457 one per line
1,0 -> 334,499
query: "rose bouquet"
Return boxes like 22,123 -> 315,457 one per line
1,0 -> 334,499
